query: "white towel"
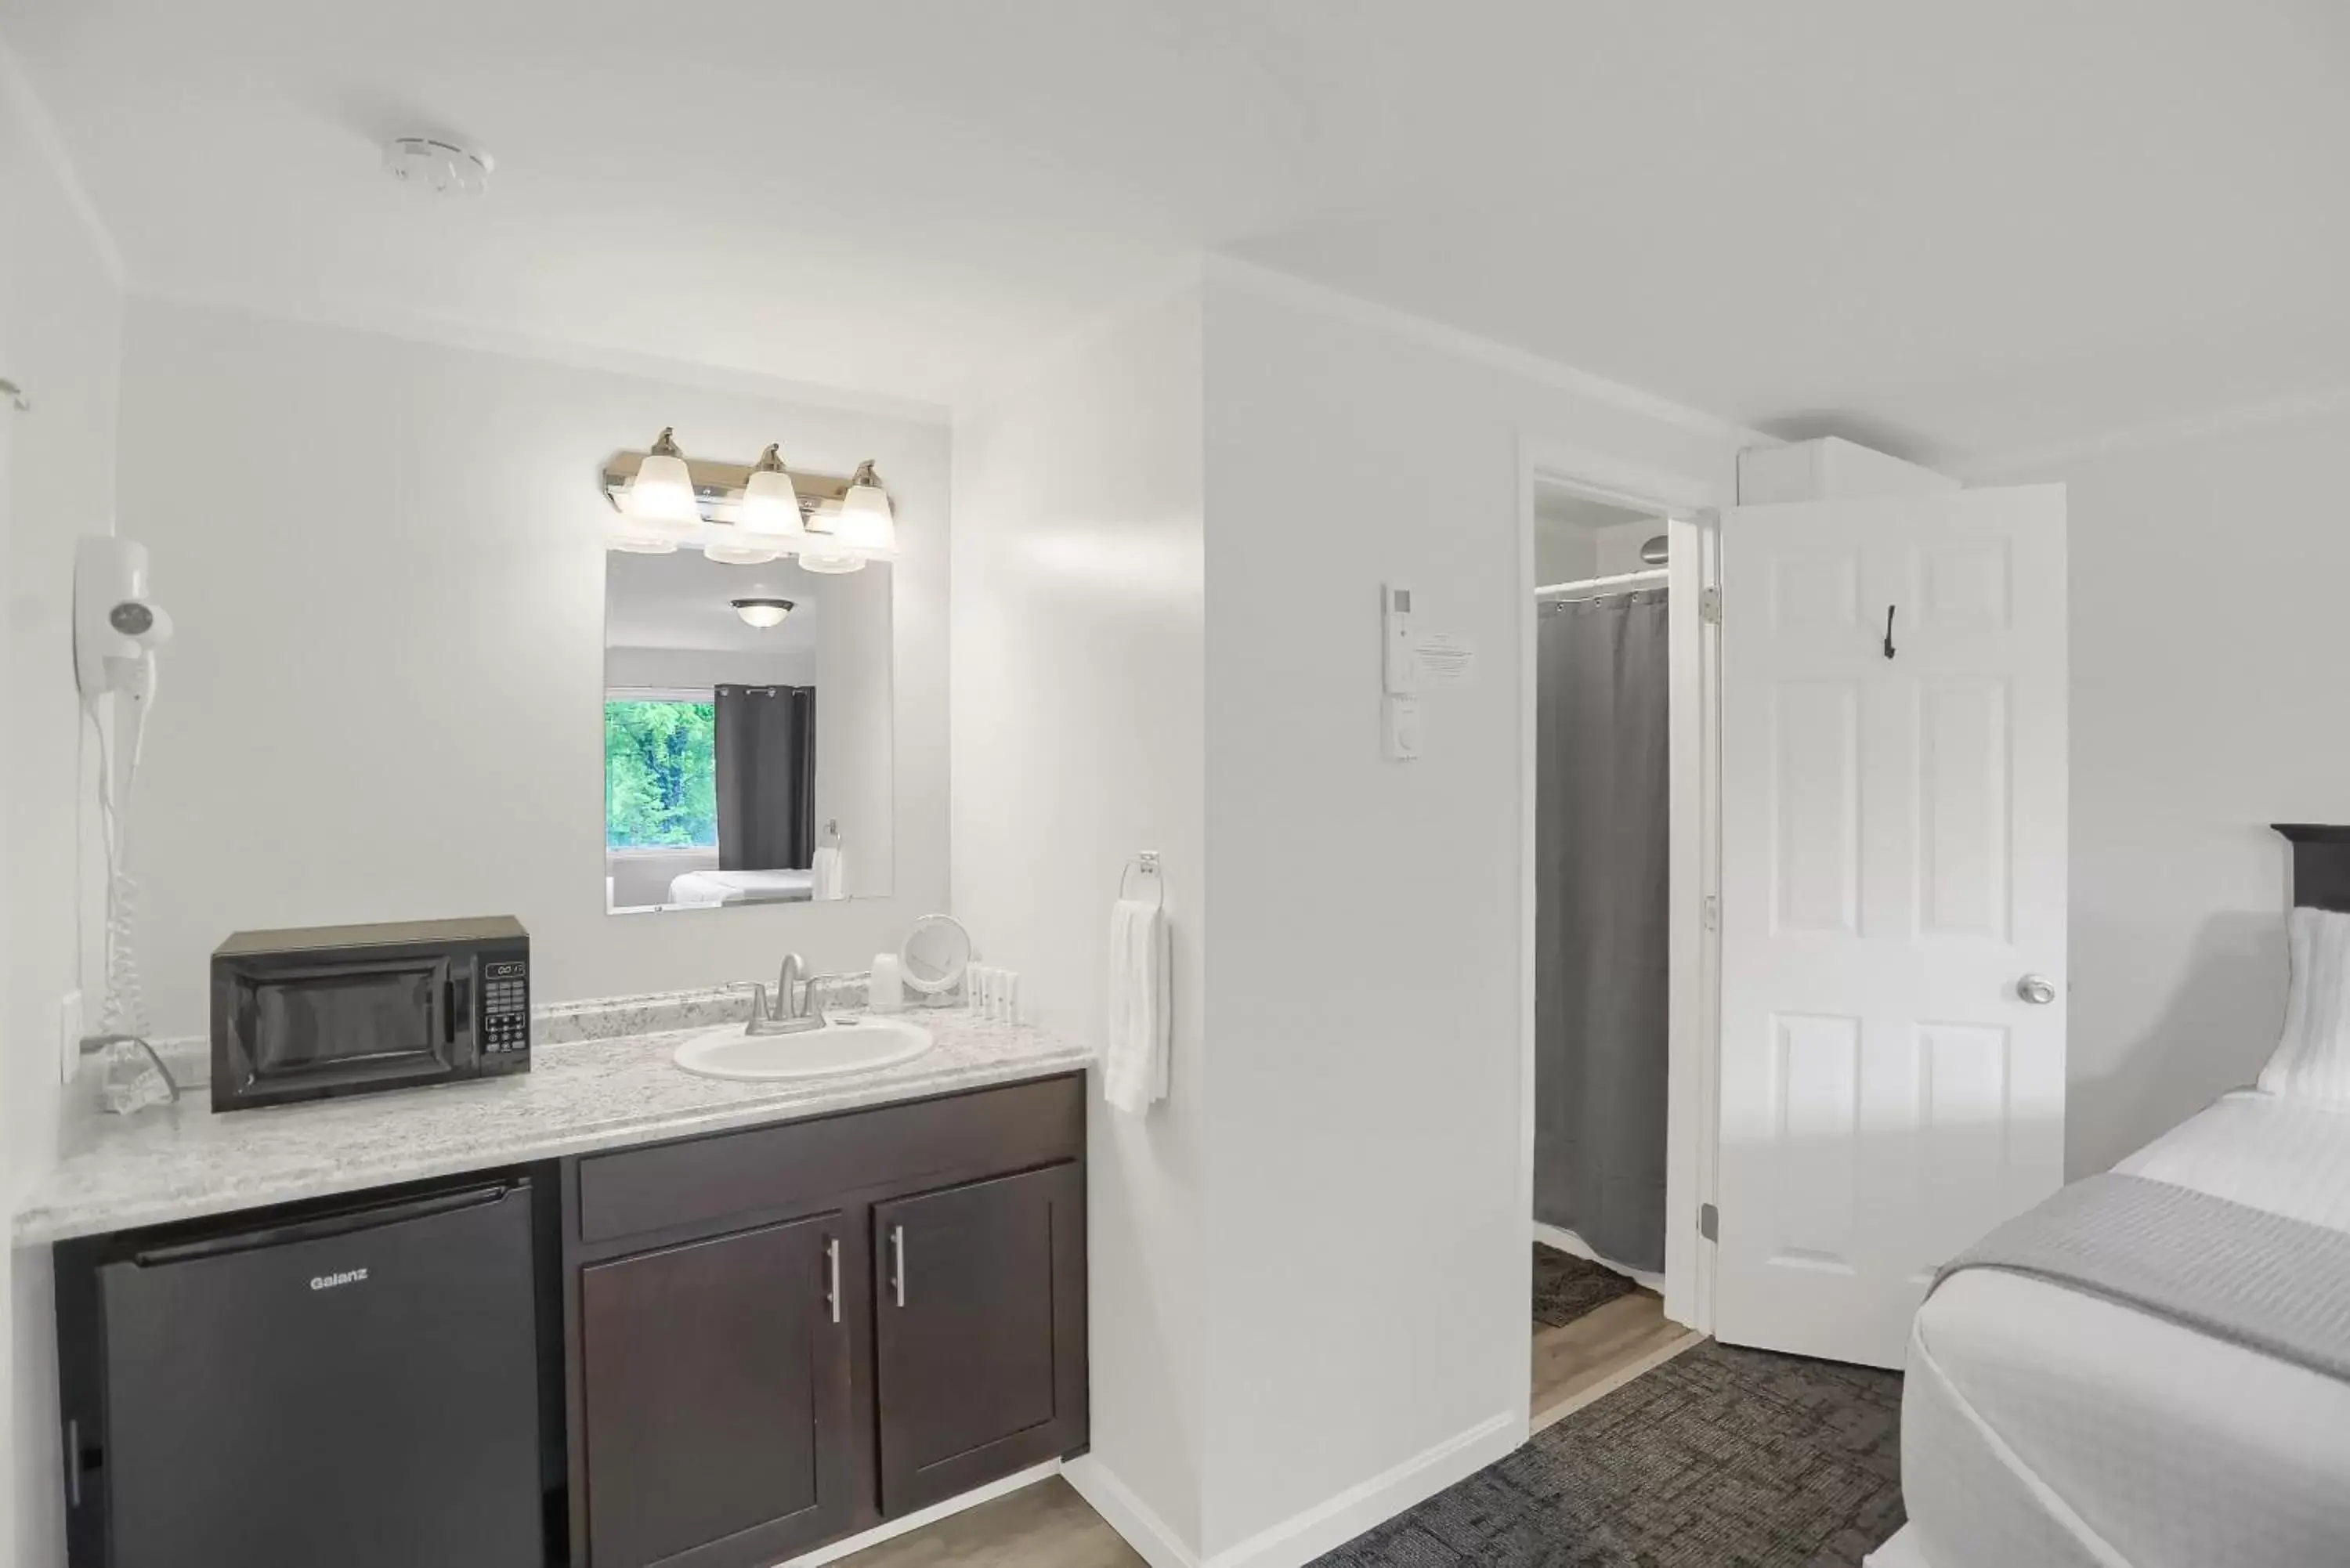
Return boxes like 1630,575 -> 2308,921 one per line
811,846 -> 846,901
1105,898 -> 1170,1115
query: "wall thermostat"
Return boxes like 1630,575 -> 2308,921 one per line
1380,583 -> 1416,695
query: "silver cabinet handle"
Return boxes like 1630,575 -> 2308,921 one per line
2016,974 -> 2057,1006
890,1223 -> 906,1307
824,1237 -> 841,1324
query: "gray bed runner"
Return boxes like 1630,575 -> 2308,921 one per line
1933,1172 -> 2350,1384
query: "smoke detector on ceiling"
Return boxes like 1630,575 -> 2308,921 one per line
382,136 -> 494,197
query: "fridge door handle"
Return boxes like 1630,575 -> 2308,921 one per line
824,1236 -> 841,1324
64,1418 -> 81,1509
132,1183 -> 518,1266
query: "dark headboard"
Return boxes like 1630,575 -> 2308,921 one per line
2274,825 -> 2350,912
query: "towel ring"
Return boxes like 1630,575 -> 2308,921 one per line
1117,851 -> 1166,910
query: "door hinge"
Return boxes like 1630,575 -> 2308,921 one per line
1703,894 -> 1720,932
1699,587 -> 1723,625
1699,1203 -> 1719,1243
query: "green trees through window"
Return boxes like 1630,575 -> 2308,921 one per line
606,699 -> 718,848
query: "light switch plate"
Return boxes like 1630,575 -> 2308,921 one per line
1383,695 -> 1422,761
60,989 -> 84,1084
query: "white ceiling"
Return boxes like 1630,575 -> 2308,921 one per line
605,547 -> 826,656
6,0 -> 2345,468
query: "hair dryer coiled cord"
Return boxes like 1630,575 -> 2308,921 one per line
88,657 -> 156,1041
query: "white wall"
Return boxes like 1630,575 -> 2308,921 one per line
114,299 -> 949,1037
1,37 -> 122,1567
604,645 -> 815,688
1994,404 -> 2350,1176
809,559 -> 895,898
605,847 -> 720,910
949,275 -> 1209,1555
1531,522 -> 1595,585
1592,517 -> 1664,576
1192,261 -> 1748,1559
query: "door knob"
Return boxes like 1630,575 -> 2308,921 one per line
2016,974 -> 2057,1006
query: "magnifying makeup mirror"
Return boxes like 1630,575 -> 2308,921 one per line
901,913 -> 974,997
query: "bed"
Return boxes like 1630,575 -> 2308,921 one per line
666,868 -> 815,905
1871,826 -> 2350,1568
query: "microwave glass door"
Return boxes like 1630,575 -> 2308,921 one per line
237,959 -> 454,1091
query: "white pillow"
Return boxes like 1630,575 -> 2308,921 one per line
2259,905 -> 2350,1106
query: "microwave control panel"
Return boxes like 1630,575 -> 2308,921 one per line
481,959 -> 530,1057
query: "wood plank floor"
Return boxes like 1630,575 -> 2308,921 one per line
1530,1287 -> 1703,1432
833,1287 -> 1700,1566
833,1476 -> 1143,1567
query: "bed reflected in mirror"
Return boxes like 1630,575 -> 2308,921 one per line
603,547 -> 892,913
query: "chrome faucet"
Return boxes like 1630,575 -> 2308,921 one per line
749,952 -> 827,1035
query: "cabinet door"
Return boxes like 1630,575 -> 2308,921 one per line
580,1214 -> 853,1568
873,1162 -> 1086,1514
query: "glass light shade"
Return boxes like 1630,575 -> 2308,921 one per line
795,547 -> 867,574
832,477 -> 897,555
731,598 -> 794,628
702,523 -> 783,565
606,532 -> 678,555
739,465 -> 806,538
622,450 -> 701,531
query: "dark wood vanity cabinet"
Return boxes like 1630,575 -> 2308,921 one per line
577,1215 -> 855,1568
873,1162 -> 1087,1513
562,1075 -> 1086,1568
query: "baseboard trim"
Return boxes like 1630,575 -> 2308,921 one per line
1203,1411 -> 1522,1568
1532,1220 -> 1665,1294
776,1460 -> 1061,1567
1064,1412 -> 1528,1568
1062,1454 -> 1202,1568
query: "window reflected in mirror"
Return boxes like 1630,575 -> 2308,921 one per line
604,547 -> 892,912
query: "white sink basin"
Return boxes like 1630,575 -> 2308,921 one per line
672,1017 -> 935,1082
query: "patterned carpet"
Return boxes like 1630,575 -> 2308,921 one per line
1312,1340 -> 1906,1567
1531,1244 -> 1641,1328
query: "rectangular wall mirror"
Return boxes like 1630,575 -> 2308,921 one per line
604,548 -> 893,912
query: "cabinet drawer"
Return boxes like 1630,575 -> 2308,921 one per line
576,1075 -> 1083,1245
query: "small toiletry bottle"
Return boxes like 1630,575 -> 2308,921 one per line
870,953 -> 905,1013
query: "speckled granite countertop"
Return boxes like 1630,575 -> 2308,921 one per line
15,989 -> 1095,1245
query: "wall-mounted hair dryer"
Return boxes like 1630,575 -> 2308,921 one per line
74,537 -> 174,706
72,537 -> 180,1110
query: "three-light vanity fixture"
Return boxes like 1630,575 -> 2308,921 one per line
602,429 -> 898,573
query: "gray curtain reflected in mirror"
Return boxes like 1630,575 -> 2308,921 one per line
1535,587 -> 1670,1273
715,684 -> 816,872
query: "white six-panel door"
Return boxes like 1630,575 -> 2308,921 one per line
1715,486 -> 2067,1369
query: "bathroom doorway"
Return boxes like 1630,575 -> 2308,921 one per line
1516,448 -> 1723,1430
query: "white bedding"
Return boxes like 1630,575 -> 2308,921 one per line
667,868 -> 815,905
1885,1091 -> 2350,1568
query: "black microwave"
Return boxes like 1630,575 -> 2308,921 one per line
210,916 -> 531,1112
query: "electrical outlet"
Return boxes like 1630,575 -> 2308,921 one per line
60,990 -> 84,1084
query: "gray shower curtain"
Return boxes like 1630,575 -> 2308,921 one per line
1535,589 -> 1670,1273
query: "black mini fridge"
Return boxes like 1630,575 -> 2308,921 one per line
58,1177 -> 546,1568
